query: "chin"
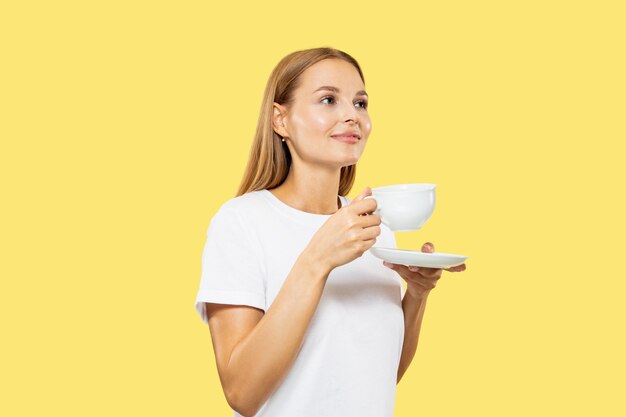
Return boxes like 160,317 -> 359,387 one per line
320,150 -> 363,168
339,155 -> 361,166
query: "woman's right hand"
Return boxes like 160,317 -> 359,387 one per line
303,187 -> 381,274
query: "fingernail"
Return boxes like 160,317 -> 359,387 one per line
409,266 -> 419,272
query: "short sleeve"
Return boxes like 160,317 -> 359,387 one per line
194,205 -> 266,325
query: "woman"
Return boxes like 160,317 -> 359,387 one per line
195,47 -> 466,417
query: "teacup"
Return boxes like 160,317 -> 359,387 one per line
365,183 -> 436,231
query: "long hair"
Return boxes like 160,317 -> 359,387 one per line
236,47 -> 365,197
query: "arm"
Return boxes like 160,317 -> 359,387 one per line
390,241 -> 467,384
205,191 -> 380,416
397,290 -> 430,384
206,252 -> 331,417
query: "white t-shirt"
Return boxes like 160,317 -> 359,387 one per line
195,189 -> 406,417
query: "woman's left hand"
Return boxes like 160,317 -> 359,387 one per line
383,242 -> 467,299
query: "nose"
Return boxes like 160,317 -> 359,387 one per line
341,101 -> 359,125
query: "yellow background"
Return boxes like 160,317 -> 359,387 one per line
2,0 -> 624,415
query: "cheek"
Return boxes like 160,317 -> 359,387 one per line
293,109 -> 334,135
362,116 -> 372,137
310,112 -> 334,133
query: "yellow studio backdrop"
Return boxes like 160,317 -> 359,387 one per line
1,0 -> 624,415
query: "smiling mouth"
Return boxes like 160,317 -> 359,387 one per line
331,135 -> 360,143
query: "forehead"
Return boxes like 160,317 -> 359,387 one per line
296,59 -> 364,93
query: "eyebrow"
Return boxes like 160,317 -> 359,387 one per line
313,85 -> 368,97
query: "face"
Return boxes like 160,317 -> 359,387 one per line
273,58 -> 372,168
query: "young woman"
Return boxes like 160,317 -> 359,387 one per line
194,47 -> 466,417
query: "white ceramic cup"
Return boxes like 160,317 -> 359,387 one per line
365,183 -> 436,231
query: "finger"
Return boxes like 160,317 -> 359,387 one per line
351,187 -> 372,203
360,213 -> 382,228
350,188 -> 378,216
422,242 -> 434,253
445,264 -> 467,272
383,261 -> 402,271
362,224 -> 381,240
353,198 -> 377,216
445,265 -> 462,272
363,238 -> 377,248
406,263 -> 440,277
384,262 -> 417,276
385,262 -> 438,289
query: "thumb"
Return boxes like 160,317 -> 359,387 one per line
422,242 -> 434,253
351,187 -> 372,203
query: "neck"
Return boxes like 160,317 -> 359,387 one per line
269,163 -> 342,215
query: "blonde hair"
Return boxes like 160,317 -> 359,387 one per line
236,47 -> 365,197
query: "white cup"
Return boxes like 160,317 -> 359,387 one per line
365,183 -> 436,231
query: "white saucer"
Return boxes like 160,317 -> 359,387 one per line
369,247 -> 468,269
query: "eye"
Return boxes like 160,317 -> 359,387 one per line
355,100 -> 368,110
321,95 -> 368,109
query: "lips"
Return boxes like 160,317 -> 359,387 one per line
331,135 -> 360,143
331,131 -> 361,143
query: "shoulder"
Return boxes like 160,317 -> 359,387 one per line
219,190 -> 266,212
212,190 -> 267,225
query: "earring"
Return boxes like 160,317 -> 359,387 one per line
281,138 -> 285,142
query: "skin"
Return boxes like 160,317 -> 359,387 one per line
205,58 -> 467,416
388,242 -> 466,383
386,242 -> 467,299
271,58 -> 372,214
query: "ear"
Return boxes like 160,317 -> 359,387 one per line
272,103 -> 289,138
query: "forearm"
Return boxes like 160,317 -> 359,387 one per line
227,252 -> 330,416
397,289 -> 430,384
